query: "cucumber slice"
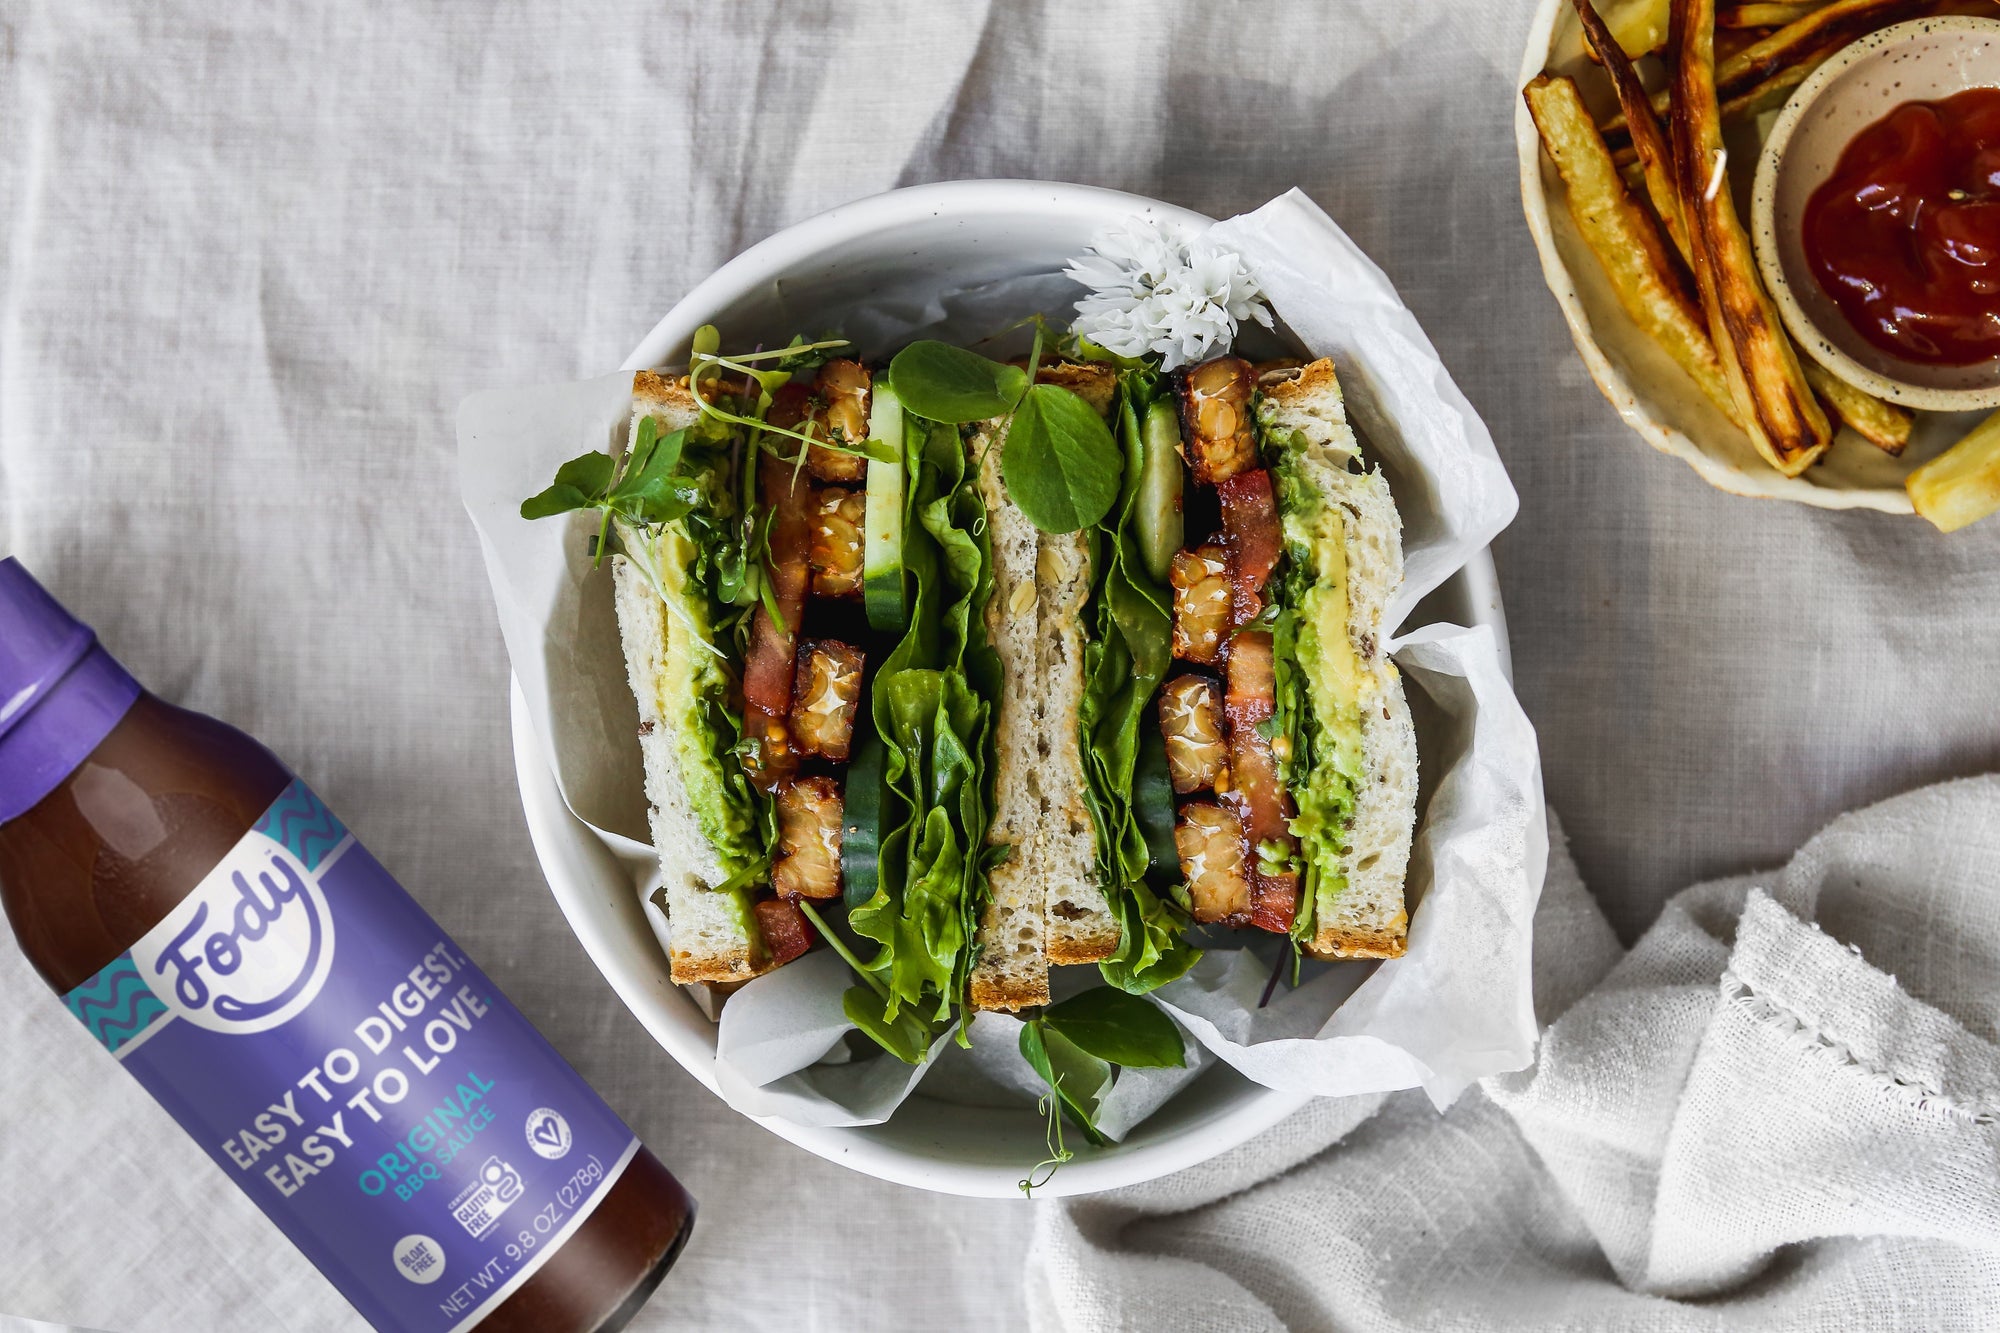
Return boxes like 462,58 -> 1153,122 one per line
841,719 -> 887,910
864,376 -> 909,632
1136,398 -> 1185,586
1134,708 -> 1180,885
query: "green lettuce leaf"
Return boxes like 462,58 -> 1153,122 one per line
1080,375 -> 1200,994
847,416 -> 998,1039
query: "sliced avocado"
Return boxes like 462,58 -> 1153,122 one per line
864,375 -> 909,632
654,523 -> 765,934
1289,505 -> 1369,928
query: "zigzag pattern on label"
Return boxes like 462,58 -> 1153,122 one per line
64,953 -> 168,1053
255,779 -> 348,870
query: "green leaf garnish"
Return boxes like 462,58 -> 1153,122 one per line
1042,986 -> 1186,1069
888,340 -> 1030,423
519,482 -> 595,520
1019,1020 -> 1110,1146
1000,384 -> 1124,533
520,450 -> 614,519
843,985 -> 936,1065
518,424 -> 698,538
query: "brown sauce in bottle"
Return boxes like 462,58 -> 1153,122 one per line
0,562 -> 692,1332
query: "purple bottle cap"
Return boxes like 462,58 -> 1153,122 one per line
0,558 -> 141,824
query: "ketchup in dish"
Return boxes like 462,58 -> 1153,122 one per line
1803,86 -> 2000,367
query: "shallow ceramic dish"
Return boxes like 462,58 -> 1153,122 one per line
1517,0 -> 1972,511
509,180 -> 1511,1197
1753,16 -> 2000,412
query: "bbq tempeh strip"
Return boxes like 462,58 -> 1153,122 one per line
809,487 -> 865,596
772,777 -> 844,901
790,639 -> 865,761
1175,356 -> 1261,485
804,359 -> 871,483
1175,803 -> 1253,924
1170,547 -> 1231,664
753,897 -> 813,966
1159,674 -> 1228,795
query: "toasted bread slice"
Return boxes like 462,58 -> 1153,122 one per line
1257,360 -> 1417,959
967,361 -> 1121,1010
612,371 -> 771,985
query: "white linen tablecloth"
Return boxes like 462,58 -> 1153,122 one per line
1031,791 -> 2000,1330
3,3 -> 1998,1330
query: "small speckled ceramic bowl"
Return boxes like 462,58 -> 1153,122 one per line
1753,16 -> 2000,411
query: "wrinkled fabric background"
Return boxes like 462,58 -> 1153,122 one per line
2,3 -> 1997,1331
1033,792 -> 2000,1331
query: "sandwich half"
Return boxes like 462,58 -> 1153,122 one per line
968,352 -> 1417,1010
605,360 -> 880,986
1246,358 -> 1416,957
966,362 -> 1123,1011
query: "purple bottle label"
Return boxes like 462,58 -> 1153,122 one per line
61,780 -> 639,1332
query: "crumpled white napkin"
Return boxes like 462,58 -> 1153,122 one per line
1027,778 -> 2000,1331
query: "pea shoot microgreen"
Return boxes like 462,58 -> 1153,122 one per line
1015,986 -> 1185,1195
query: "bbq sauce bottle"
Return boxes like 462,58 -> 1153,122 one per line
0,558 -> 693,1333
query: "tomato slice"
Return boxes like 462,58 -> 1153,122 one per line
753,896 -> 813,966
766,381 -> 812,432
1217,468 -> 1282,627
1250,870 -> 1299,935
1221,631 -> 1297,934
743,451 -> 813,786
1223,630 -> 1276,726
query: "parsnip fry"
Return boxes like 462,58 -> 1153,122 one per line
1606,0 -> 1927,142
1605,0 -> 1672,55
1669,0 -> 1831,475
1574,0 -> 1691,265
1610,56 -> 1827,169
1801,362 -> 1912,455
1723,57 -> 1821,119
1719,2 -> 1822,28
1526,74 -> 1739,424
1908,410 -> 2000,531
1714,0 -> 1923,90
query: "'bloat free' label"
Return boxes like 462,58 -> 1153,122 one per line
62,780 -> 638,1333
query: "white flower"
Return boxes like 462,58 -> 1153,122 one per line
1064,217 -> 1274,371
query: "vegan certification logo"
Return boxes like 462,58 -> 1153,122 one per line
525,1108 -> 572,1161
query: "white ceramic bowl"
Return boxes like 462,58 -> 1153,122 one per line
1753,16 -> 2000,412
1517,0 -> 1966,511
510,180 -> 1510,1197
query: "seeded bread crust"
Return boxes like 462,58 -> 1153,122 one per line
968,417 -> 1052,1010
967,362 -> 1121,1009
